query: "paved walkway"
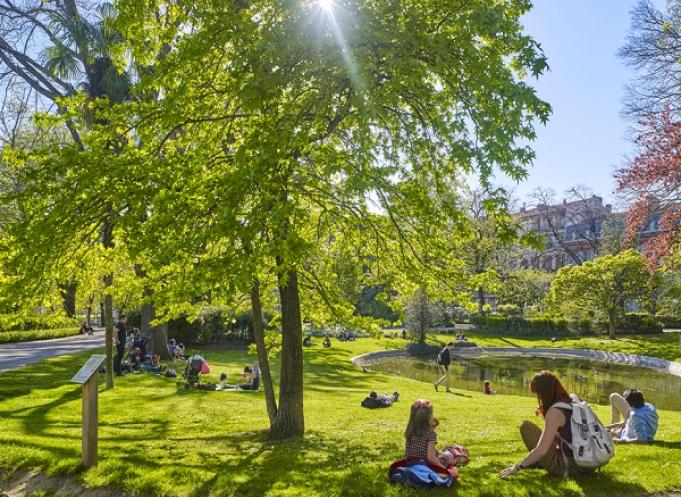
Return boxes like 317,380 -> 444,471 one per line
0,332 -> 105,373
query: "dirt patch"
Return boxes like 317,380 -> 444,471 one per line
0,470 -> 126,497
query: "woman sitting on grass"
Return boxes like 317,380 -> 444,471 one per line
499,371 -> 593,479
239,366 -> 260,391
404,399 -> 456,467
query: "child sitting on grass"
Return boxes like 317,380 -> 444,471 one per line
219,373 -> 229,390
483,381 -> 495,395
404,399 -> 458,467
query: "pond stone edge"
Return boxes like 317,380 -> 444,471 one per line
351,347 -> 681,378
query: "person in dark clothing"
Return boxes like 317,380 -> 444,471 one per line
114,314 -> 128,377
434,342 -> 454,392
239,366 -> 260,391
361,391 -> 400,408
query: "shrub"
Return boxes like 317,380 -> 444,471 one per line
166,308 -> 257,345
496,304 -> 521,317
0,313 -> 78,332
0,327 -> 79,344
471,314 -> 572,337
472,312 -> 665,337
657,315 -> 681,330
596,313 -> 662,335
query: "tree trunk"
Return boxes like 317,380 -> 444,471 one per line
150,322 -> 170,357
101,219 -> 115,389
58,280 -> 77,317
607,309 -> 616,339
269,268 -> 304,440
141,300 -> 171,359
251,280 -> 277,424
134,262 -> 171,359
478,286 -> 485,313
103,278 -> 114,389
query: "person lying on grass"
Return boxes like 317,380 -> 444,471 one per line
499,371 -> 594,479
607,389 -> 658,443
405,399 -> 458,467
361,391 -> 399,408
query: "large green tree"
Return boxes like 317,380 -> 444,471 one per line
496,268 -> 552,312
117,0 -> 549,439
549,249 -> 648,338
7,0 -> 549,440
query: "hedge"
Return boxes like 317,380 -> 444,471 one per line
166,309 -> 264,346
471,315 -> 572,337
598,313 -> 662,335
0,327 -> 80,344
471,312 -> 669,337
0,313 -> 79,332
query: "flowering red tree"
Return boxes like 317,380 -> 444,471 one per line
616,108 -> 681,266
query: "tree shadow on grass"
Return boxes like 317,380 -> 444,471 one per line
650,440 -> 681,450
457,460 -> 649,497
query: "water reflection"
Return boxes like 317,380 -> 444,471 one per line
367,355 -> 681,411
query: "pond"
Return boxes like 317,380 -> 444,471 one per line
366,354 -> 681,411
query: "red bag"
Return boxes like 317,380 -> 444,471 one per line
439,444 -> 470,467
200,360 -> 210,374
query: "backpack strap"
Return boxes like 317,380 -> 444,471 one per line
551,402 -> 574,478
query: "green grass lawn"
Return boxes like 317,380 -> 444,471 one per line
1,336 -> 680,497
428,332 -> 681,363
0,327 -> 80,344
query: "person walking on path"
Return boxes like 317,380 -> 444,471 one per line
434,342 -> 454,392
114,314 -> 128,377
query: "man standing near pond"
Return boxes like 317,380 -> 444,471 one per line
434,342 -> 455,392
114,313 -> 128,377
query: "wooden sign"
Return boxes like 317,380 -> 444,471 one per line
71,354 -> 105,468
71,354 -> 106,384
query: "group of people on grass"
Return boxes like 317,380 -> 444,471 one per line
217,365 -> 260,391
416,341 -> 661,483
392,369 -> 659,487
110,314 -> 171,376
303,335 -> 332,348
111,313 -> 261,391
167,338 -> 186,360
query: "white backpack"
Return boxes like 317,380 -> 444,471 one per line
553,394 -> 614,476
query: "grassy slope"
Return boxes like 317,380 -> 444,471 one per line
0,327 -> 80,344
0,336 -> 680,497
428,332 -> 681,363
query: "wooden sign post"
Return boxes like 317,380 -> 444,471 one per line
71,354 -> 106,468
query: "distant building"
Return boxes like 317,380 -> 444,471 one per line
518,195 -> 612,271
517,195 -> 664,271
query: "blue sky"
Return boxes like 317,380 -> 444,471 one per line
496,0 -> 662,206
